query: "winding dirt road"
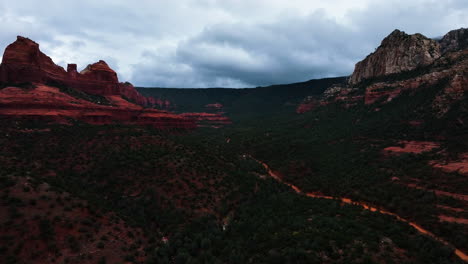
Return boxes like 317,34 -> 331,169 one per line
249,156 -> 468,262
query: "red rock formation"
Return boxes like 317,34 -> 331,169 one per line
118,82 -> 148,106
0,84 -> 196,129
118,82 -> 172,109
0,36 -> 122,95
0,36 -> 196,129
383,141 -> 440,155
180,112 -> 231,127
349,30 -> 441,85
0,36 -> 165,105
0,36 -> 67,85
430,153 -> 468,176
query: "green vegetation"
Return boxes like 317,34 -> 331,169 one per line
1,70 -> 467,263
138,77 -> 346,121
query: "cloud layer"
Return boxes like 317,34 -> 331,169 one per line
1,0 -> 467,87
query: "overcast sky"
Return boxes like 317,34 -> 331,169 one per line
0,0 -> 467,88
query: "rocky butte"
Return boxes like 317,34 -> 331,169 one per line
0,36 -> 196,129
0,36 -> 167,107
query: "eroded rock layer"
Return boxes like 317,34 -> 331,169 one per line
0,36 -> 195,129
0,85 -> 195,129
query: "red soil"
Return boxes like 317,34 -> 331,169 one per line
383,141 -> 440,155
439,215 -> 468,225
437,205 -> 466,213
431,153 -> 468,176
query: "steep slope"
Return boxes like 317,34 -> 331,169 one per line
440,28 -> 468,53
349,29 -> 441,85
305,29 -> 468,112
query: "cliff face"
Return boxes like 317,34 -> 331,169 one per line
0,36 -> 196,129
440,28 -> 468,53
0,36 -> 121,95
298,28 -> 468,115
349,30 -> 441,85
0,36 -> 167,107
0,36 -> 175,108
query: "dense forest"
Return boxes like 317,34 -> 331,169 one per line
0,119 -> 463,263
1,66 -> 467,264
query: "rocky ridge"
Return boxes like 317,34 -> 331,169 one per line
349,29 -> 441,85
298,28 -> 468,115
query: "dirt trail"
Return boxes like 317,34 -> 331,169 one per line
249,156 -> 468,262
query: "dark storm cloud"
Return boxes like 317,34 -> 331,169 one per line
131,0 -> 468,87
174,12 -> 360,86
1,0 -> 467,87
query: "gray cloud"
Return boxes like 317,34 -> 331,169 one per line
1,0 -> 467,87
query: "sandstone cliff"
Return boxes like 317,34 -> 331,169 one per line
0,36 -> 196,129
349,30 -> 441,85
0,36 -> 164,107
0,36 -> 121,95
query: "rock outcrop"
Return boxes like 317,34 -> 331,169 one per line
0,36 -> 196,129
440,28 -> 468,53
362,47 -> 468,108
0,36 -> 120,95
349,30 -> 441,85
298,28 -> 468,114
0,36 -> 165,107
118,82 -> 171,109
